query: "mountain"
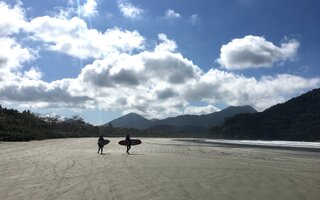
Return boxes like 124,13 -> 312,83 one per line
211,88 -> 320,141
106,105 -> 257,130
149,105 -> 257,128
107,113 -> 151,129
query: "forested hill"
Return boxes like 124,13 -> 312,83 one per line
0,106 -> 100,141
211,88 -> 320,141
0,106 -> 149,141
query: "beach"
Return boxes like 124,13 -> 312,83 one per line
0,138 -> 319,200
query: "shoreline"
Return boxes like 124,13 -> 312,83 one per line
176,138 -> 320,152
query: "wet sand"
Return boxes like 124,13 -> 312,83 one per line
0,138 -> 319,200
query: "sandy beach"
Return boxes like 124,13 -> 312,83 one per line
0,138 -> 319,200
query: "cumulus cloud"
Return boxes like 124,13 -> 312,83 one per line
185,69 -> 320,111
0,2 -> 27,36
184,105 -> 221,115
217,35 -> 300,70
29,16 -> 145,59
79,33 -> 200,88
0,2 -> 94,109
79,0 -> 98,17
80,57 -> 142,88
53,0 -> 97,19
164,9 -> 181,19
74,34 -> 202,117
155,33 -> 177,52
0,80 -> 93,108
156,88 -> 177,100
4,0 -> 145,60
23,67 -> 42,80
1,2 -> 145,60
0,37 -> 36,74
118,1 -> 143,19
142,51 -> 201,84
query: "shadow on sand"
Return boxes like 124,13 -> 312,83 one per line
99,153 -> 111,156
127,153 -> 144,156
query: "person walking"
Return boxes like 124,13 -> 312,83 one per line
125,134 -> 132,154
97,135 -> 105,154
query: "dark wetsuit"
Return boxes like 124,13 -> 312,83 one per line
125,135 -> 131,154
97,136 -> 105,154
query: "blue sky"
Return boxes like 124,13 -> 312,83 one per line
0,0 -> 319,125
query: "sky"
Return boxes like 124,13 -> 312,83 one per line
0,0 -> 320,125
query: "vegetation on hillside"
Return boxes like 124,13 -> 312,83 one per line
211,88 -> 320,141
0,106 -> 170,141
0,105 -> 101,141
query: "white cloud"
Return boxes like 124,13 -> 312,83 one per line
164,9 -> 181,19
0,78 -> 93,108
53,0 -> 97,19
185,69 -> 320,111
79,0 -> 98,17
23,67 -> 42,80
75,35 -> 202,117
42,112 -> 66,121
142,50 -> 202,84
0,2 -> 139,61
155,33 -> 177,52
217,35 -> 300,70
0,2 -> 28,36
184,105 -> 221,115
0,37 -> 36,74
29,16 -> 145,59
118,1 -> 143,19
78,33 -> 199,88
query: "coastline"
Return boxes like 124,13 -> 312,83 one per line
176,138 -> 320,152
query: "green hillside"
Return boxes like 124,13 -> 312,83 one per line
0,106 -> 100,141
211,88 -> 320,141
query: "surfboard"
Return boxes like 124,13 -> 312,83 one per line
98,139 -> 110,146
118,139 -> 141,146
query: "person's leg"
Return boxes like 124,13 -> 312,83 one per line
97,147 -> 100,153
101,147 -> 103,154
127,145 -> 131,154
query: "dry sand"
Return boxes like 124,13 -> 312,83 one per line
0,138 -> 319,200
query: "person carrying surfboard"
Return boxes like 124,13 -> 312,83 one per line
97,135 -> 105,154
125,134 -> 132,154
